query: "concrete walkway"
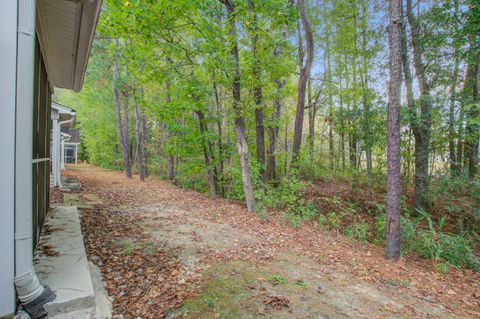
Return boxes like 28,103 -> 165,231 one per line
33,183 -> 111,318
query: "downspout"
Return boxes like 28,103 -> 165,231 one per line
14,0 -> 55,317
59,118 -> 74,171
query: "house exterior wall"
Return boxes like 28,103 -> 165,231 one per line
0,1 -> 18,316
0,2 -> 52,314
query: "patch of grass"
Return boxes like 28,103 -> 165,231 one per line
344,221 -> 369,242
123,241 -> 136,256
173,261 -> 265,318
267,274 -> 286,286
326,211 -> 342,230
142,241 -> 157,255
296,280 -> 307,288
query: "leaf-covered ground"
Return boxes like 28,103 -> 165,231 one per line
60,165 -> 480,318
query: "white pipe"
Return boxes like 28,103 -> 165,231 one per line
59,118 -> 74,171
14,0 -> 45,304
61,138 -> 65,170
51,116 -> 59,187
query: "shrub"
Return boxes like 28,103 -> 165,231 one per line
256,174 -> 307,210
375,212 -> 480,270
414,230 -> 479,270
344,221 -> 369,242
326,211 -> 342,230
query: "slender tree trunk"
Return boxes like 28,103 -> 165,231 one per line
307,80 -> 315,155
407,0 -> 432,211
140,87 -> 148,178
249,2 -> 266,180
360,0 -> 372,191
221,0 -> 255,212
449,0 -> 460,174
133,89 -> 145,181
196,110 -> 217,197
213,79 -> 225,195
350,9 -> 359,170
113,54 -> 131,178
385,0 -> 402,260
266,78 -> 284,182
464,54 -> 479,180
339,70 -> 346,170
457,108 -> 464,172
266,17 -> 288,182
292,0 -> 314,164
165,81 -> 175,180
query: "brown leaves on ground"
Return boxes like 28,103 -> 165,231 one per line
81,208 -> 201,318
68,165 -> 480,318
38,243 -> 60,257
263,295 -> 290,309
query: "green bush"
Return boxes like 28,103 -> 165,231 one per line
256,174 -> 307,210
283,201 -> 318,227
414,230 -> 479,270
326,211 -> 342,230
375,212 -> 480,270
344,221 -> 369,242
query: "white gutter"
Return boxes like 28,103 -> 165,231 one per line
14,0 -> 45,305
59,118 -> 75,171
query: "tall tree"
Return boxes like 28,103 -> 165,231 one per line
220,0 -> 256,212
112,49 -> 132,178
385,0 -> 403,260
292,0 -> 314,163
406,0 -> 433,211
248,1 -> 266,180
165,81 -> 175,180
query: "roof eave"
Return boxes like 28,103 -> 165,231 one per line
72,0 -> 102,92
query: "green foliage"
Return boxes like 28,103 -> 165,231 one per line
267,274 -> 286,285
376,212 -> 480,270
344,221 -> 369,242
326,211 -> 342,230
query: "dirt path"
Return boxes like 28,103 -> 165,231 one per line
60,165 -> 480,318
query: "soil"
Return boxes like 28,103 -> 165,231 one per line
62,165 -> 480,318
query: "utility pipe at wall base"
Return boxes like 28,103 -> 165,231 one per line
59,118 -> 74,171
14,0 -> 55,316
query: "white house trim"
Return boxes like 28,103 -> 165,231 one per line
0,0 -> 18,315
14,0 -> 45,305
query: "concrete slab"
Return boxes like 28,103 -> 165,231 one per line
34,206 -> 95,317
49,308 -> 95,319
89,262 -> 112,319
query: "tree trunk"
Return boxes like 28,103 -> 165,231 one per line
385,0 -> 402,260
196,110 -> 217,197
449,0 -> 460,174
339,68 -> 346,170
113,55 -> 132,178
140,86 -> 149,178
165,81 -> 175,180
221,0 -> 255,212
464,53 -> 479,180
406,0 -> 432,212
307,80 -> 315,155
324,16 -> 334,169
292,0 -> 314,164
350,9 -> 359,170
266,78 -> 284,182
266,16 -> 289,182
133,89 -> 145,181
123,93 -> 132,178
360,0 -> 372,191
249,2 -> 266,180
213,79 -> 225,195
